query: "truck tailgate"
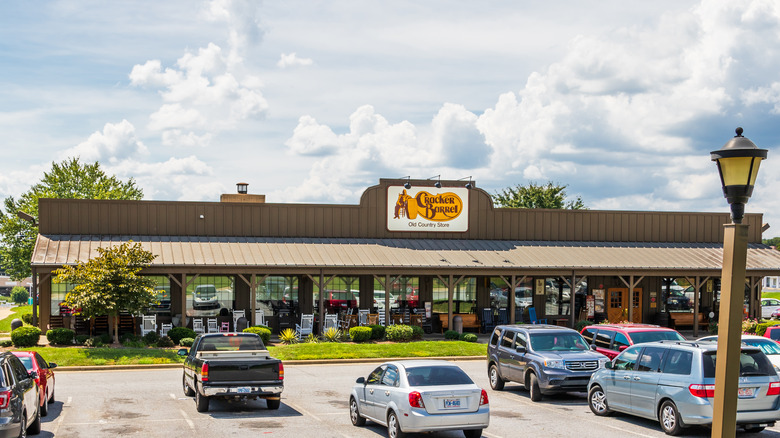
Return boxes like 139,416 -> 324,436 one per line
207,359 -> 281,383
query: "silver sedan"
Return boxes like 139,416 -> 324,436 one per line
349,360 -> 489,438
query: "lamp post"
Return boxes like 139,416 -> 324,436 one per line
710,127 -> 767,437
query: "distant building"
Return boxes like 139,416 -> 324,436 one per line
0,276 -> 32,296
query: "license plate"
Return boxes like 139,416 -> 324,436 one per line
443,398 -> 461,408
738,387 -> 755,398
236,387 -> 251,394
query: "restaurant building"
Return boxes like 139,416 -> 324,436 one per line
30,178 -> 780,338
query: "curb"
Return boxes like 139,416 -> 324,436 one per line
55,356 -> 486,372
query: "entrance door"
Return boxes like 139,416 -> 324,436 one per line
607,288 -> 643,323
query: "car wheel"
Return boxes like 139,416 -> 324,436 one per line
182,374 -> 195,397
488,365 -> 504,391
744,426 -> 765,433
266,399 -> 281,410
387,410 -> 406,438
48,386 -> 54,404
659,400 -> 684,435
40,397 -> 48,417
27,405 -> 41,435
588,385 -> 611,416
528,373 -> 542,402
463,429 -> 483,438
18,410 -> 26,438
195,388 -> 209,413
349,397 -> 366,426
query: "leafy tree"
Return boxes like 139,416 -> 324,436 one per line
10,286 -> 29,305
763,237 -> 780,248
492,181 -> 586,210
0,158 -> 143,280
53,241 -> 156,345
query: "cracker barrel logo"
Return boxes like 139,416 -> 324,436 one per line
394,190 -> 463,221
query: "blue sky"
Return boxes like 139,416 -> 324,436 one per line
2,0 -> 780,237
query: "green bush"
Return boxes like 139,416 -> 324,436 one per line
122,339 -> 146,348
10,286 -> 29,305
349,326 -> 372,342
385,324 -> 413,342
168,327 -> 197,344
368,324 -> 385,340
11,326 -> 41,348
708,320 -> 718,335
459,333 -> 478,342
99,332 -> 112,344
84,337 -> 103,348
322,327 -> 344,342
444,330 -> 460,340
280,328 -> 298,344
243,326 -> 272,345
304,333 -> 319,343
121,333 -> 140,343
21,313 -> 33,325
755,320 -> 780,337
75,334 -> 90,345
143,331 -> 160,345
179,337 -> 195,347
411,325 -> 424,340
156,336 -> 175,348
0,340 -> 11,348
575,320 -> 594,333
46,328 -> 75,345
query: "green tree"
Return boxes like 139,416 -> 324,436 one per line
492,181 -> 586,209
10,286 -> 29,304
763,237 -> 780,248
53,241 -> 156,345
0,158 -> 143,280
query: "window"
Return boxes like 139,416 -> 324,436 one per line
629,331 -> 685,344
581,328 -> 597,344
406,366 -> 473,386
147,276 -> 172,316
663,350 -> 693,375
636,347 -> 666,372
613,332 -> 630,350
367,366 -> 385,384
382,366 -> 399,387
594,330 -> 613,349
432,277 -> 476,314
256,276 -> 299,319
51,281 -> 76,316
702,350 -> 775,377
35,353 -> 49,369
316,276 -> 358,314
9,356 -> 29,382
516,332 -> 528,349
187,276 -> 234,317
500,330 -> 515,349
489,328 -> 501,346
613,346 -> 640,371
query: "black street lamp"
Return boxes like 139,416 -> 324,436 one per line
709,127 -> 767,437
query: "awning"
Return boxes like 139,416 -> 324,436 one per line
31,235 -> 780,276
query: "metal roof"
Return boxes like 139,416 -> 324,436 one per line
31,235 -> 780,275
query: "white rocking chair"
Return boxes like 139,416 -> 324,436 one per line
296,314 -> 314,340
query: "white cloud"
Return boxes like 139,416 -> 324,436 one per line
277,53 -> 313,68
61,120 -> 148,164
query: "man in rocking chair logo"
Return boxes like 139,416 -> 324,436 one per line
387,185 -> 469,232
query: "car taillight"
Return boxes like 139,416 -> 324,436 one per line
0,390 -> 9,409
279,362 -> 284,381
479,389 -> 489,406
201,363 -> 209,382
767,382 -> 780,396
408,391 -> 425,408
689,384 -> 715,398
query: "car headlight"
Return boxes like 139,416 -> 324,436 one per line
544,359 -> 565,369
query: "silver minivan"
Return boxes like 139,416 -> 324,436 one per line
587,340 -> 780,435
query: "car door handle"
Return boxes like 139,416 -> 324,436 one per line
385,391 -> 390,396
369,389 -> 374,394
633,376 -> 641,381
623,376 -> 631,380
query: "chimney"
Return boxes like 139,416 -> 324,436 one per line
220,182 -> 266,203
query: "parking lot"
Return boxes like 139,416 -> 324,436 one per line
34,360 -> 780,437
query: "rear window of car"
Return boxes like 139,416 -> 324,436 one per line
405,366 -> 473,386
199,335 -> 265,351
702,350 -> 776,378
662,349 -> 692,375
629,330 -> 685,344
16,356 -> 33,371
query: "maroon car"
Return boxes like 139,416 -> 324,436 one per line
11,352 -> 56,417
580,323 -> 686,360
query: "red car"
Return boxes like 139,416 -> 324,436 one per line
764,325 -> 780,343
11,351 -> 57,417
580,323 -> 686,359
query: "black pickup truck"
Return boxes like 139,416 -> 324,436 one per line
179,332 -> 284,412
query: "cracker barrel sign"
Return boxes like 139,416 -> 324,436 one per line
386,186 -> 469,232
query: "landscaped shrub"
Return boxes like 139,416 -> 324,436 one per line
349,326 -> 372,342
0,340 -> 11,348
179,337 -> 195,347
385,324 -> 413,342
142,330 -> 160,345
755,320 -> 780,337
322,327 -> 343,342
459,333 -> 478,343
99,332 -> 112,344
84,336 -> 103,348
304,333 -> 319,343
21,313 -> 33,325
11,286 -> 29,305
11,326 -> 41,348
243,326 -> 272,345
368,324 -> 385,340
444,330 -> 460,340
743,318 -> 760,334
75,334 -> 90,345
46,328 -> 75,345
156,336 -> 175,348
279,328 -> 298,344
121,333 -> 140,343
575,320 -> 594,333
411,325 -> 424,340
168,327 -> 197,344
122,339 -> 145,348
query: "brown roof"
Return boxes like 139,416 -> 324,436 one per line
31,235 -> 780,276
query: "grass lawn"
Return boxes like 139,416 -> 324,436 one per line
11,340 -> 486,366
763,292 -> 780,300
0,305 -> 32,333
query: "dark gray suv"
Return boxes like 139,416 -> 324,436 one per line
487,324 -> 608,401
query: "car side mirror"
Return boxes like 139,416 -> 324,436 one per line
29,371 -> 38,380
48,363 -> 57,369
618,345 -> 628,352
604,361 -> 613,369
515,346 -> 526,354
177,348 -> 189,356
356,377 -> 365,384
590,344 -> 597,351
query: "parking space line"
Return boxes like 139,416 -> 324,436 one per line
284,400 -> 352,438
483,431 -> 504,438
179,409 -> 196,431
51,396 -> 72,436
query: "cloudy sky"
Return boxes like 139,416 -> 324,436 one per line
2,0 -> 780,237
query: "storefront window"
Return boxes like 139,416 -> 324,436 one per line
390,276 -> 419,311
314,276 -> 358,314
432,277 -> 476,314
543,277 -> 572,317
489,277 -> 534,314
51,282 -> 75,316
187,276 -> 234,317
255,276 -> 298,318
147,276 -> 171,316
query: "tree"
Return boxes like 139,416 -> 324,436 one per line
10,286 -> 29,305
0,158 -> 143,280
53,241 -> 156,345
763,237 -> 780,249
492,181 -> 586,209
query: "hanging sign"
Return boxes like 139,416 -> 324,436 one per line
386,186 -> 469,232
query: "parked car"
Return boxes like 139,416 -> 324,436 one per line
179,332 -> 284,412
666,289 -> 692,310
581,324 -> 685,360
587,340 -> 780,435
487,324 -> 608,401
349,360 -> 489,438
322,290 -> 358,313
764,325 -> 780,343
489,287 -> 532,309
0,351 -> 41,436
762,298 -> 780,319
696,334 -> 780,373
373,291 -> 397,310
193,284 -> 220,310
10,352 -> 56,417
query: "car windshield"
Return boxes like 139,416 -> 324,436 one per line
768,329 -> 780,342
199,335 -> 265,351
405,365 -> 473,386
629,331 -> 685,344
703,350 -> 776,377
743,339 -> 780,356
16,356 -> 33,371
529,333 -> 589,351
